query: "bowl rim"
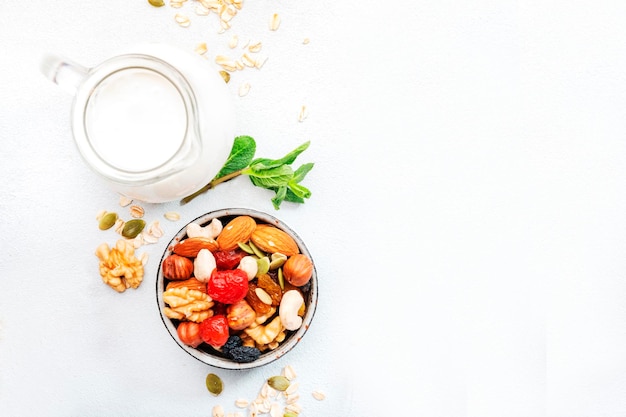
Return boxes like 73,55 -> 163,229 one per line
156,207 -> 318,370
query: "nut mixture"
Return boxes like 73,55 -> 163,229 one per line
161,214 -> 314,362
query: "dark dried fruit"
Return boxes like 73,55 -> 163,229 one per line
226,346 -> 261,363
222,335 -> 243,354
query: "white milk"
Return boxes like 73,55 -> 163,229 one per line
84,68 -> 187,172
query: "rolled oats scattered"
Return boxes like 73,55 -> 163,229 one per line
118,195 -> 133,207
114,218 -> 126,234
283,365 -> 297,381
269,402 -> 281,417
212,404 -> 224,417
96,209 -> 107,221
195,42 -> 208,55
248,41 -> 262,53
164,211 -> 181,221
269,13 -> 281,31
195,4 -> 210,15
303,38 -> 310,45
312,390 -> 326,401
238,82 -> 251,97
234,399 -> 249,408
175,13 -> 190,27
298,105 -> 308,122
129,205 -> 145,218
229,35 -> 239,49
254,56 -> 268,69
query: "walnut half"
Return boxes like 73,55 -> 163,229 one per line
95,239 -> 145,292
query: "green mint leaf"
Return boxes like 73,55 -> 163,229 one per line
249,141 -> 310,170
244,165 -> 293,189
291,162 -> 314,183
287,182 -> 311,199
284,188 -> 305,204
214,135 -> 256,179
271,186 -> 288,210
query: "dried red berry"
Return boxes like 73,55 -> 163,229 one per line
199,315 -> 229,348
214,249 -> 248,270
207,269 -> 249,304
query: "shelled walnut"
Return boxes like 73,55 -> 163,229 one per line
95,239 -> 145,292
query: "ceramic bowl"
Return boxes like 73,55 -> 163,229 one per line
156,208 -> 318,369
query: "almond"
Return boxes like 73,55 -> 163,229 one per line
250,224 -> 300,256
173,237 -> 219,257
166,277 -> 207,293
217,215 -> 257,250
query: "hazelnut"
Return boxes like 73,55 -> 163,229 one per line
282,254 -> 313,286
162,254 -> 194,280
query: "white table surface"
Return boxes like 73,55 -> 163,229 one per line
2,1 -> 626,416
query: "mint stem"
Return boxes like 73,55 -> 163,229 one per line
180,169 -> 244,205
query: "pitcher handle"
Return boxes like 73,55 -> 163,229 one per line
40,54 -> 89,94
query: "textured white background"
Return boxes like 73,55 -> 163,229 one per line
2,1 -> 626,416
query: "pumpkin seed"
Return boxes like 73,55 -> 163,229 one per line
248,241 -> 266,258
98,212 -> 118,230
206,373 -> 223,396
256,256 -> 270,277
148,0 -> 165,6
238,241 -> 255,254
277,268 -> 284,289
267,375 -> 290,392
283,412 -> 298,417
269,253 -> 287,270
122,219 -> 146,239
219,70 -> 231,83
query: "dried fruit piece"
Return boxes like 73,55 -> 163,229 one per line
250,224 -> 299,256
267,375 -> 290,392
257,274 -> 282,305
216,215 -> 257,251
122,219 -> 146,239
200,315 -> 230,348
214,249 -> 248,270
245,282 -> 273,315
206,372 -> 224,396
207,269 -> 249,304
227,346 -> 261,363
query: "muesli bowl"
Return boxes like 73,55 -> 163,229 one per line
156,208 -> 318,370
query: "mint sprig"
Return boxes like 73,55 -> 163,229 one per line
180,136 -> 314,209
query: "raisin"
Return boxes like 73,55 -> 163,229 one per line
222,335 -> 243,354
245,282 -> 273,315
256,273 -> 282,306
226,346 -> 261,363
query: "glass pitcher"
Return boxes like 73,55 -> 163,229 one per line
40,43 -> 235,203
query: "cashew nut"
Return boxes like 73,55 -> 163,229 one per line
186,218 -> 223,239
238,256 -> 258,280
193,248 -> 216,283
279,290 -> 304,331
